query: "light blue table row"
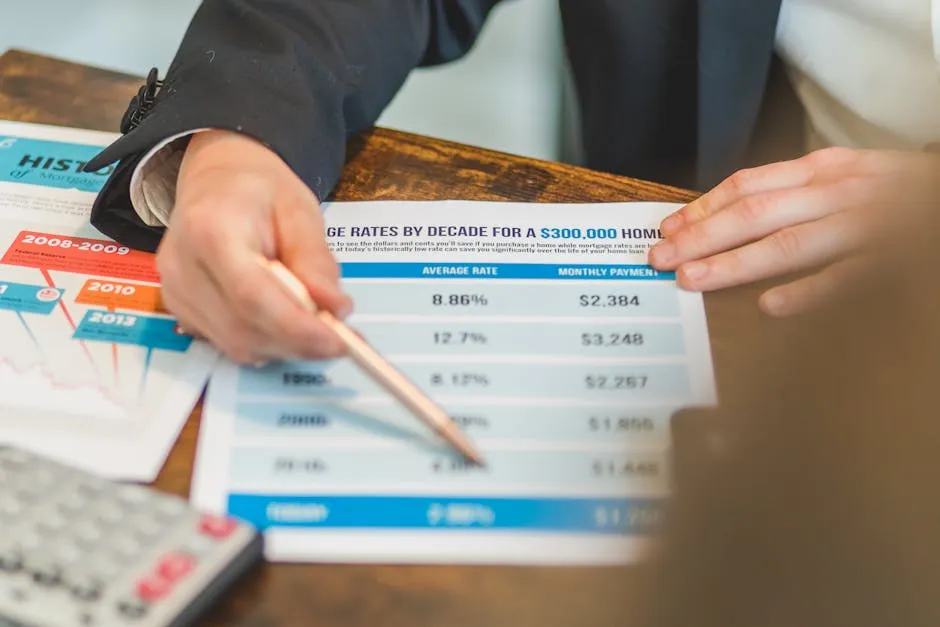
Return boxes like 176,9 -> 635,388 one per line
352,320 -> 685,357
233,400 -> 674,445
238,361 -> 691,402
227,446 -> 669,491
342,281 -> 680,318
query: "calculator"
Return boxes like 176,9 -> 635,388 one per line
0,446 -> 264,627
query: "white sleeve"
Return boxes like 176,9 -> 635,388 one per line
128,129 -> 211,227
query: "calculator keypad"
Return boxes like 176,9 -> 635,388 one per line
0,446 -> 261,627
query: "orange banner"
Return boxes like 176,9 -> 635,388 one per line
2,231 -> 159,283
75,279 -> 166,314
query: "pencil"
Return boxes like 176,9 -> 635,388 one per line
258,255 -> 486,466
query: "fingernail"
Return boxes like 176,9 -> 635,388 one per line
649,242 -> 675,266
661,213 -> 684,235
760,292 -> 787,316
680,261 -> 708,281
336,297 -> 354,320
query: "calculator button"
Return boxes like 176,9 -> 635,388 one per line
71,522 -> 103,546
0,497 -> 24,518
112,536 -> 143,559
75,479 -> 108,498
116,485 -> 151,505
69,576 -> 104,602
31,467 -> 57,487
28,561 -> 62,586
83,559 -> 121,582
95,502 -> 126,524
180,535 -> 215,557
37,513 -> 68,534
0,550 -> 23,572
8,588 -> 27,603
0,448 -> 30,465
128,516 -> 163,540
135,576 -> 171,602
156,552 -> 195,582
51,542 -> 82,565
153,497 -> 188,519
198,514 -> 237,539
12,533 -> 40,552
117,598 -> 148,619
12,489 -> 40,505
57,492 -> 87,514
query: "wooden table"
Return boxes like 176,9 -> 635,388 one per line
0,49 -> 772,627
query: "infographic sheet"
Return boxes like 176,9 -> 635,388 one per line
0,121 -> 217,480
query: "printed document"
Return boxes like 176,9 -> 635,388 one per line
192,200 -> 716,565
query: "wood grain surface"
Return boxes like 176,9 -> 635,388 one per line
0,48 -> 774,627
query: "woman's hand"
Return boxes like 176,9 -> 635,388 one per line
649,147 -> 937,316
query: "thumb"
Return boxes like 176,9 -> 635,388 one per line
274,196 -> 353,319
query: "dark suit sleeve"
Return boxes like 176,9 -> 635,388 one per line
85,0 -> 502,251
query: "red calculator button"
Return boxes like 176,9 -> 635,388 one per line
156,552 -> 195,582
198,514 -> 238,539
136,576 -> 171,602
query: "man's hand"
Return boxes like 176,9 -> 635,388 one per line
648,147 -> 937,316
156,130 -> 352,364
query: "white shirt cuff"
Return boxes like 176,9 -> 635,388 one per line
129,129 -> 211,227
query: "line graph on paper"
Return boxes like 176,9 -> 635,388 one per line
0,221 -> 195,421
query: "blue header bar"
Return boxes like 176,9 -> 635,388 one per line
227,494 -> 664,534
339,262 -> 674,281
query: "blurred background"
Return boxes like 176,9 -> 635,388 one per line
0,0 -> 566,162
